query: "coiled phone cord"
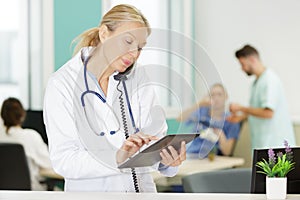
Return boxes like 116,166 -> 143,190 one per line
116,80 -> 140,193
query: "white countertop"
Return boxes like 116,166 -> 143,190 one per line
0,191 -> 300,200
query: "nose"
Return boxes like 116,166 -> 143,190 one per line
128,48 -> 139,59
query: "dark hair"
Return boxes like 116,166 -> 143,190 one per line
235,44 -> 259,58
0,97 -> 26,133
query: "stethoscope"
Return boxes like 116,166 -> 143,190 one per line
80,55 -> 120,136
80,54 -> 140,192
80,55 -> 139,136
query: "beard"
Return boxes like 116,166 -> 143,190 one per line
245,66 -> 253,76
246,72 -> 252,76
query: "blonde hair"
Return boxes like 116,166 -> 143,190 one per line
72,4 -> 150,55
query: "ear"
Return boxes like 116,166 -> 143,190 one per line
98,25 -> 110,43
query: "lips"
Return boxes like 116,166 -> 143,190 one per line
122,59 -> 132,66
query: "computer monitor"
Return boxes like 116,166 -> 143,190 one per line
22,110 -> 48,145
251,147 -> 300,194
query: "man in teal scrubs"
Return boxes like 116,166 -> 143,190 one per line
228,45 -> 296,149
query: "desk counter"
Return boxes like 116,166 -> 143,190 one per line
39,169 -> 64,190
152,155 -> 245,187
39,156 -> 244,190
40,169 -> 63,179
0,191 -> 299,200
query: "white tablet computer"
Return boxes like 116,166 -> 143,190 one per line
118,133 -> 199,169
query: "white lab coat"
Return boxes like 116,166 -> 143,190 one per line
0,126 -> 52,190
43,47 -> 177,192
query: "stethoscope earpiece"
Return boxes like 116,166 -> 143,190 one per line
110,131 -> 116,135
98,131 -> 116,136
99,132 -> 105,136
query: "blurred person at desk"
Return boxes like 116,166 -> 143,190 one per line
177,83 -> 241,157
0,116 -> 4,132
43,4 -> 186,192
0,97 -> 52,190
227,44 -> 296,149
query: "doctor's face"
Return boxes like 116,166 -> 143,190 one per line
238,57 -> 254,76
101,22 -> 148,73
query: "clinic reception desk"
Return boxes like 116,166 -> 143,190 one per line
1,191 -> 300,200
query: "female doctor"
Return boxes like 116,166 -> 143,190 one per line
43,4 -> 186,192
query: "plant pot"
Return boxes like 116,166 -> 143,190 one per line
266,177 -> 287,199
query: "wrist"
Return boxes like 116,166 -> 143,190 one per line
116,149 -> 129,164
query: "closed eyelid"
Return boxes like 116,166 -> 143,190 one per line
125,37 -> 134,43
125,32 -> 147,45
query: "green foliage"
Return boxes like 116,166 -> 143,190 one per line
256,154 -> 295,178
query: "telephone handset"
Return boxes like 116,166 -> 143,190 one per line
113,63 -> 134,81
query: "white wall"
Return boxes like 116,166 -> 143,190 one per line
194,0 -> 300,121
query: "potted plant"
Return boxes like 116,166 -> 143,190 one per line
256,140 -> 295,199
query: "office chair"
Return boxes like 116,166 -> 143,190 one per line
0,143 -> 31,190
182,168 -> 251,193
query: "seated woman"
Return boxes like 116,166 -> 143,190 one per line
0,97 -> 52,190
177,83 -> 241,156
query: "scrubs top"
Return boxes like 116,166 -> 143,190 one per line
249,68 -> 295,149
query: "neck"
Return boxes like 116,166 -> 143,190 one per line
87,45 -> 115,82
255,62 -> 266,78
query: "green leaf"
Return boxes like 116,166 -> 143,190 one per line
256,151 -> 295,177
